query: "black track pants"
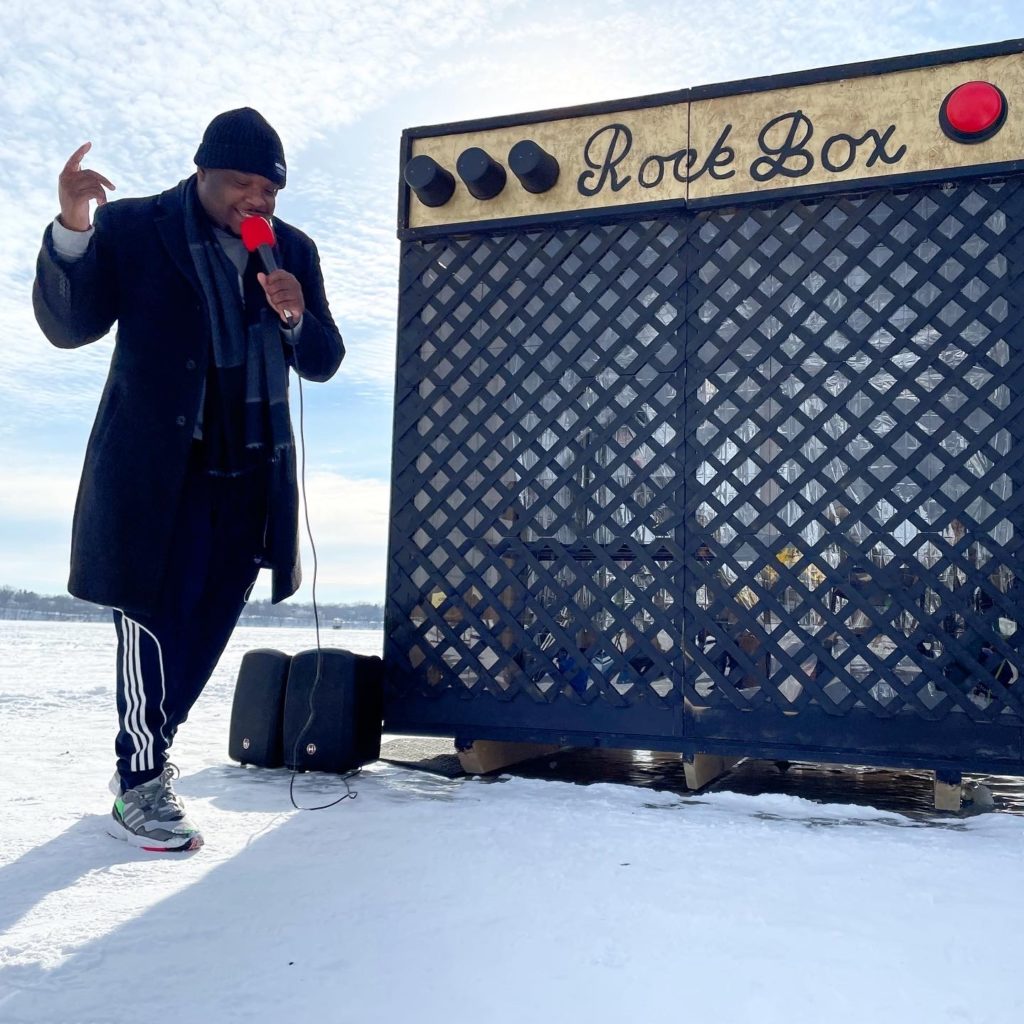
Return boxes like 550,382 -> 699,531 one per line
112,446 -> 267,791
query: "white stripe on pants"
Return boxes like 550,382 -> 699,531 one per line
118,611 -> 167,774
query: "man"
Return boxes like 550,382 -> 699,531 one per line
33,108 -> 345,852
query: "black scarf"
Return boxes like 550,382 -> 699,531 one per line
182,176 -> 292,475
180,176 -> 299,591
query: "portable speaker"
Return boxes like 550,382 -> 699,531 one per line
283,648 -> 384,773
228,648 -> 292,767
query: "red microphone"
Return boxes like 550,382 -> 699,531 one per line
240,215 -> 295,327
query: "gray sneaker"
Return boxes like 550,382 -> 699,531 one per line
109,766 -> 203,852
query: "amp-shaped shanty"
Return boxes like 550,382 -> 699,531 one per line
384,39 -> 1024,787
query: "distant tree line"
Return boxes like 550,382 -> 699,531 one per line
238,598 -> 384,628
0,586 -> 383,628
0,586 -> 106,621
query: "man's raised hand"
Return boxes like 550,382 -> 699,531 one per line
58,143 -> 115,232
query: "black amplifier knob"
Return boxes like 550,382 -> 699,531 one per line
456,147 -> 507,200
508,140 -> 560,193
404,155 -> 456,208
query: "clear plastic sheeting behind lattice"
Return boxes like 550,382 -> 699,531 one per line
685,182 -> 1022,726
386,176 -> 1024,744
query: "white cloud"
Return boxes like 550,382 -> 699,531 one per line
299,470 -> 390,549
2,0 -> 1022,599
1,0 -> 525,419
291,169 -> 401,390
252,470 -> 391,604
0,463 -> 80,522
0,541 -> 76,596
0,458 -> 81,595
0,455 -> 390,603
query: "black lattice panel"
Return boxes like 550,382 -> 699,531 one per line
387,175 -> 1024,751
389,221 -> 690,716
684,179 -> 1024,725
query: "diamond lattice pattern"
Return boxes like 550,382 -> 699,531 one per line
687,181 -> 1022,722
388,177 -> 1023,724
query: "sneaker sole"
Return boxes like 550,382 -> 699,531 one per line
108,812 -> 204,853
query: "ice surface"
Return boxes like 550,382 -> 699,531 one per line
1,621 -> 1022,1023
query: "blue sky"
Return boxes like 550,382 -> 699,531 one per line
2,0 -> 1022,604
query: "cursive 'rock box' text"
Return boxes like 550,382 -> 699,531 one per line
577,110 -> 907,197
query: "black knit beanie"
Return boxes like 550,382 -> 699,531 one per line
194,107 -> 287,188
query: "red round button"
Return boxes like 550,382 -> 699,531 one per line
946,81 -> 1004,134
940,81 -> 1007,143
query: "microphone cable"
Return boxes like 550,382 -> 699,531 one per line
287,371 -> 359,810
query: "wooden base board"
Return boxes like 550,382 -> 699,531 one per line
683,753 -> 741,791
934,777 -> 963,812
457,740 -> 563,775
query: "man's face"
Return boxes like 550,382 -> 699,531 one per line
196,167 -> 279,235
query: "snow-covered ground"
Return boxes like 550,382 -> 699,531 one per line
1,620 -> 1022,1024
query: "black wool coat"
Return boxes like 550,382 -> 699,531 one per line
32,179 -> 345,614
